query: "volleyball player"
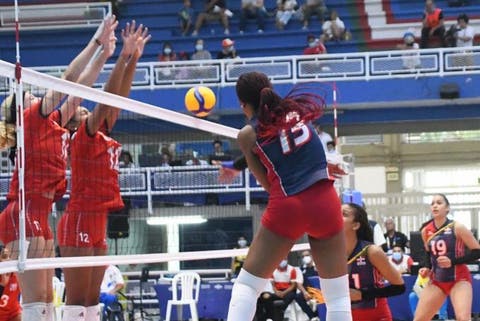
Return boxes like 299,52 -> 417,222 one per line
0,248 -> 21,321
227,72 -> 352,321
413,194 -> 480,321
57,22 -> 150,321
0,16 -> 118,321
342,203 -> 405,321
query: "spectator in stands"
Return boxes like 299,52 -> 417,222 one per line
325,140 -> 343,165
303,33 -> 327,55
295,250 -> 321,321
232,236 -> 249,277
186,150 -> 208,166
191,39 -> 212,60
453,13 -> 475,67
384,217 -> 409,252
420,0 -> 446,48
321,10 -> 346,42
388,245 -> 414,274
119,150 -> 135,168
275,0 -> 298,30
217,38 -> 239,59
313,124 -> 331,149
209,139 -> 232,164
239,0 -> 266,34
99,265 -> 125,320
256,259 -> 298,321
158,41 -> 177,62
301,0 -> 327,30
192,0 -> 231,36
178,0 -> 194,36
160,153 -> 172,168
397,31 -> 421,70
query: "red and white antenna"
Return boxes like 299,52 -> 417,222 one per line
13,0 -> 27,271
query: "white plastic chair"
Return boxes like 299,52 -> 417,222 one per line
52,277 -> 66,321
165,272 -> 201,321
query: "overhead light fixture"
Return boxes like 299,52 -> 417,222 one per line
146,215 -> 207,225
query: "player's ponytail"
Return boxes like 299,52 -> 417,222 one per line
0,94 -> 17,150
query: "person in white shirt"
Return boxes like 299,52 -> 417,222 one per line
99,265 -> 125,313
398,31 -> 421,70
388,246 -> 414,274
314,124 -> 332,152
453,13 -> 475,67
322,10 -> 346,41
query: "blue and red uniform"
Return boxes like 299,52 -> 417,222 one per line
0,99 -> 69,244
423,219 -> 471,294
349,240 -> 392,321
254,120 -> 342,240
57,121 -> 123,249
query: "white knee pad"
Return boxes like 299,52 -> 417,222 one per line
62,305 -> 86,321
22,302 -> 47,321
227,269 -> 268,321
85,304 -> 101,321
320,275 -> 352,321
45,302 -> 54,321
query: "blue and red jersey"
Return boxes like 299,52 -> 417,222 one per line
254,121 -> 329,198
423,219 -> 467,282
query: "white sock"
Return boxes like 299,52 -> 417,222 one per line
62,305 -> 86,321
320,275 -> 352,321
22,302 -> 47,321
85,304 -> 101,321
227,269 -> 268,321
45,302 -> 54,321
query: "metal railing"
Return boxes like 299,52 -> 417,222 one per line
8,46 -> 478,91
0,2 -> 111,31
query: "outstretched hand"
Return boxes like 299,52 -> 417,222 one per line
134,26 -> 152,59
95,15 -> 118,46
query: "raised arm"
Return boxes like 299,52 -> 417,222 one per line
59,26 -> 118,128
87,22 -> 150,135
41,15 -> 118,116
104,23 -> 151,131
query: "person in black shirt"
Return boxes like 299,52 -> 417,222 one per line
217,38 -> 238,59
384,218 -> 409,252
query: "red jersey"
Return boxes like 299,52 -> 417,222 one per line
425,8 -> 442,28
66,121 -> 123,213
0,273 -> 21,319
303,43 -> 327,55
272,265 -> 297,291
8,99 -> 69,201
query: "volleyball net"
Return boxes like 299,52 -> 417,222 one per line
0,57 -> 283,274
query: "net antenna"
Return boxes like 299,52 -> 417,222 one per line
13,0 -> 27,273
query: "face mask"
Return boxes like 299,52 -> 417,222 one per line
195,44 -> 203,51
227,46 -> 234,53
164,48 -> 172,55
238,240 -> 247,248
392,252 -> 402,261
308,41 -> 316,48
302,255 -> 312,265
279,260 -> 288,269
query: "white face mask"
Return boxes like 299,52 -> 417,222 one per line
392,252 -> 402,261
279,260 -> 288,269
308,41 -> 316,48
195,44 -> 203,51
164,48 -> 172,55
237,240 -> 247,248
302,255 -> 312,265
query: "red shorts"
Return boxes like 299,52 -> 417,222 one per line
57,210 -> 108,249
352,298 -> 392,321
431,264 -> 472,295
0,197 -> 53,244
0,306 -> 22,321
261,180 -> 343,240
